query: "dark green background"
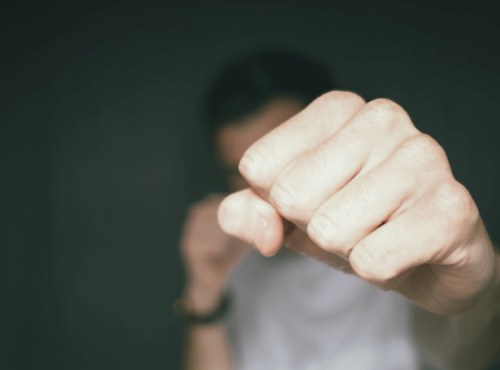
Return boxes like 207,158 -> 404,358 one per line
1,1 -> 499,369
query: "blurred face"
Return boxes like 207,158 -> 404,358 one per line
216,98 -> 305,191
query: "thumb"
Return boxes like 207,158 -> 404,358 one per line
218,188 -> 283,256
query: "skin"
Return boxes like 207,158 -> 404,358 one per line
180,98 -> 304,370
218,91 -> 500,369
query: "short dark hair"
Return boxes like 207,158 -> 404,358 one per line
202,49 -> 338,139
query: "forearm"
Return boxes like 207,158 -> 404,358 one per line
414,254 -> 500,370
181,283 -> 235,370
183,323 -> 234,370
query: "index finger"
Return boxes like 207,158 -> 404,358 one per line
239,91 -> 365,199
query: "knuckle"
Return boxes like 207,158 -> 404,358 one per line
362,98 -> 415,133
434,181 -> 477,227
360,99 -> 398,131
401,133 -> 441,155
397,134 -> 447,169
308,211 -> 346,253
350,242 -> 398,284
239,142 -> 275,187
313,90 -> 365,111
365,98 -> 400,117
269,181 -> 300,219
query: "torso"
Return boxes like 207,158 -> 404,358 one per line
226,249 -> 422,370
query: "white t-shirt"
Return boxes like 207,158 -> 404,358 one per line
226,249 -> 434,370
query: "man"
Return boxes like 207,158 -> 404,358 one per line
178,50 -> 500,369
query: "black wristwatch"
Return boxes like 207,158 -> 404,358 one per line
173,293 -> 231,325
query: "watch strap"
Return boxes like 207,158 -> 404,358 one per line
173,293 -> 231,325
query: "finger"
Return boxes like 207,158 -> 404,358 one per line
349,179 -> 477,291
239,91 -> 365,198
218,188 -> 283,256
283,227 -> 354,274
306,133 -> 443,259
269,98 -> 418,225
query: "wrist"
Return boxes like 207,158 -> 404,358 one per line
486,252 -> 500,310
454,253 -> 500,325
184,281 -> 226,315
174,292 -> 231,326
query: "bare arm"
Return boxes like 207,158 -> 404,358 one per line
414,252 -> 500,370
181,285 -> 234,370
218,91 -> 500,369
179,195 -> 249,370
184,324 -> 233,370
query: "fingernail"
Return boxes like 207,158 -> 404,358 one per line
252,217 -> 268,250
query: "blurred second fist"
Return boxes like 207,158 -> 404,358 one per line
181,194 -> 250,313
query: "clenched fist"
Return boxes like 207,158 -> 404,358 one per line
181,195 -> 250,313
218,91 -> 500,315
